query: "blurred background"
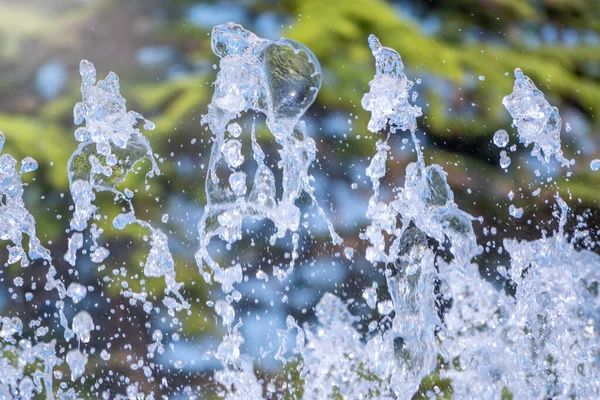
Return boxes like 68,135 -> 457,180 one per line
0,0 -> 599,398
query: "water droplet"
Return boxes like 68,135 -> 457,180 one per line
377,300 -> 394,315
229,171 -> 247,197
344,247 -> 354,260
73,102 -> 87,125
514,67 -> 524,79
144,120 -> 155,130
90,246 -> 109,263
509,204 -> 523,218
221,139 -> 244,168
74,127 -> 90,142
100,349 -> 110,361
362,287 -> 378,309
20,157 -> 38,174
67,283 -> 87,304
493,129 -> 509,148
79,59 -> 96,86
66,349 -> 88,381
227,122 -> 242,138
72,311 -> 94,343
500,151 -> 511,168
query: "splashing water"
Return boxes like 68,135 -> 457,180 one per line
297,36 -> 597,399
68,60 -> 188,308
361,35 -> 422,136
502,68 -> 574,167
317,34 -> 480,398
0,61 -> 191,399
0,131 -> 63,399
0,132 -> 49,267
196,23 -> 341,288
0,23 -> 599,400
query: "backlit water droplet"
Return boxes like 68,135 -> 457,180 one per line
493,129 -> 509,148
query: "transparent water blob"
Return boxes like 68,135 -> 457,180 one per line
502,68 -> 573,167
493,129 -> 509,148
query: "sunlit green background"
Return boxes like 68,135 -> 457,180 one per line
0,0 -> 599,398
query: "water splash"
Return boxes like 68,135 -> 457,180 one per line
361,35 -> 422,139
502,68 -> 573,167
0,132 -> 63,398
359,35 -> 478,397
196,23 -> 341,287
68,60 -> 188,308
0,131 -> 50,266
0,62 -> 189,398
300,293 -> 387,398
501,222 -> 600,397
361,35 -> 478,268
194,23 -> 348,399
0,22 -> 598,400
297,35 -> 600,400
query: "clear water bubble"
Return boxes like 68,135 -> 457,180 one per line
74,127 -> 90,142
100,349 -> 110,361
263,39 -> 322,124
